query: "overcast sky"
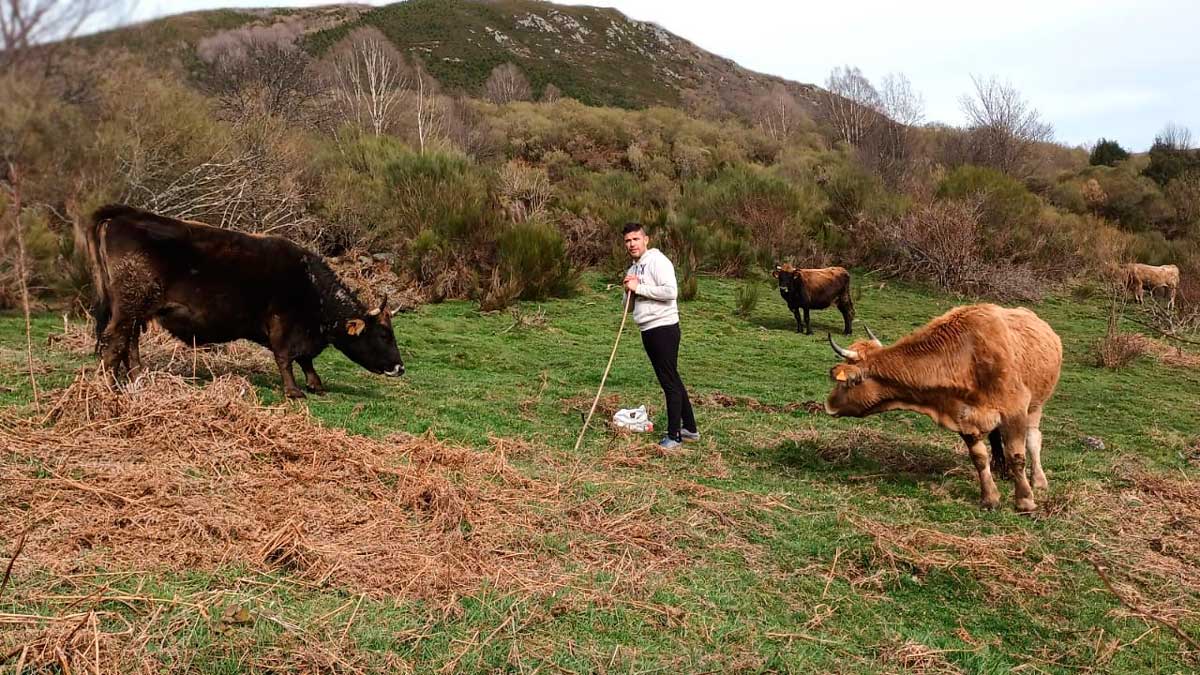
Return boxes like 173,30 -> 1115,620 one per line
115,0 -> 1197,150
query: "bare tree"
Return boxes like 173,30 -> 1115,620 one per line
484,61 -> 531,104
330,28 -> 406,136
958,75 -> 1054,174
824,65 -> 881,147
872,72 -> 926,180
408,58 -> 442,154
1,0 -> 127,70
197,21 -> 319,122
752,84 -> 805,142
1156,122 -> 1193,150
540,82 -> 561,103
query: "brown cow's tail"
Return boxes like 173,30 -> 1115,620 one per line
83,205 -> 124,354
839,272 -> 855,322
988,428 -> 1007,476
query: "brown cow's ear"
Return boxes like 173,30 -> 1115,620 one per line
346,318 -> 366,336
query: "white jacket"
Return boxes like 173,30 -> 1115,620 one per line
625,248 -> 679,331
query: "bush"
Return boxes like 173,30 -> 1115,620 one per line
1090,138 -> 1130,167
857,197 -> 1044,301
315,134 -> 495,253
494,219 -> 577,303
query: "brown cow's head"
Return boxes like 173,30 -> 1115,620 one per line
824,329 -> 886,417
335,295 -> 405,377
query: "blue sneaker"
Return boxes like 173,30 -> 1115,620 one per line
658,436 -> 682,449
680,429 -> 700,443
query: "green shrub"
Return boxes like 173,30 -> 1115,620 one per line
1090,138 -> 1130,167
733,279 -> 760,318
496,219 -> 577,302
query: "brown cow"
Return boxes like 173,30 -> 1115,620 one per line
824,304 -> 1062,512
1120,263 -> 1180,309
772,264 -> 854,335
84,205 -> 404,398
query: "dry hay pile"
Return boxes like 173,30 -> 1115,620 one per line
0,370 -> 769,669
0,370 -> 694,597
850,516 -> 1057,598
48,317 -> 273,378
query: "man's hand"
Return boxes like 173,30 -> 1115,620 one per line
623,274 -> 639,293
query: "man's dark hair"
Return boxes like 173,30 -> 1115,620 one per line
622,222 -> 645,235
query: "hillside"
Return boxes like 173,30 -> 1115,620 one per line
83,0 -> 824,113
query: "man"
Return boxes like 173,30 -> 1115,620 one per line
622,222 -> 699,448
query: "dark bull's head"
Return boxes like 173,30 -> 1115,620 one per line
773,265 -> 797,297
336,296 -> 405,377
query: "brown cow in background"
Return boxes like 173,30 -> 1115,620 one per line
1120,263 -> 1180,309
772,264 -> 854,335
825,304 -> 1062,513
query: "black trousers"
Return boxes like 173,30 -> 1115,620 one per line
640,323 -> 696,439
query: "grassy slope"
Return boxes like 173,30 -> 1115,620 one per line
2,275 -> 1199,672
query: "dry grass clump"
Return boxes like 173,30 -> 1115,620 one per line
851,516 -> 1056,598
326,248 -> 424,311
1077,468 -> 1200,603
693,390 -> 822,414
48,317 -> 273,377
878,640 -> 966,675
1093,330 -> 1149,369
768,426 -> 962,477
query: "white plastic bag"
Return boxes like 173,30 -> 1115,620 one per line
612,405 -> 654,433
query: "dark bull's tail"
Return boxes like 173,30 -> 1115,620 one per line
82,205 -> 127,354
988,428 -> 1007,476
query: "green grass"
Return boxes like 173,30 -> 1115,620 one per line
2,274 -> 1199,672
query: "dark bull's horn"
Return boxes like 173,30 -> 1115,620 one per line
828,333 -> 859,360
864,325 -> 882,346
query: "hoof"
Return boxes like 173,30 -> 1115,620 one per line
980,497 -> 1000,511
1015,497 -> 1037,513
1033,477 -> 1048,491
285,388 -> 307,400
306,386 -> 327,396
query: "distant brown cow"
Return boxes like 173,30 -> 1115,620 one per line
824,304 -> 1062,512
1120,263 -> 1180,309
772,264 -> 854,335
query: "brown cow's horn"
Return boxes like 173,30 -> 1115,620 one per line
828,334 -> 859,360
865,325 -> 882,346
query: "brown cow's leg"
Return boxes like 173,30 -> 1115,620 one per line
1026,409 -> 1048,492
1168,285 -> 1177,310
1002,417 -> 1036,512
963,434 -> 1001,510
803,307 -> 812,335
838,300 -> 853,335
296,356 -> 325,395
792,307 -> 803,333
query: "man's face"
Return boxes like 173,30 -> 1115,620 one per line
624,229 -> 648,259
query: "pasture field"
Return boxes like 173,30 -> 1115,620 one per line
2,274 -> 1199,673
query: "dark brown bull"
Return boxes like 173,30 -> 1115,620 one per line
84,205 -> 404,398
771,264 -> 854,335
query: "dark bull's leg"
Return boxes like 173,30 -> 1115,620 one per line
296,356 -> 326,395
